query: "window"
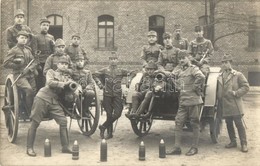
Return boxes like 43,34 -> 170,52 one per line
248,16 -> 260,51
47,14 -> 63,40
149,15 -> 165,45
98,15 -> 114,49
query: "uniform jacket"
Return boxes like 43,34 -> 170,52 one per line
65,44 -> 89,64
6,24 -> 32,49
137,72 -> 156,93
141,44 -> 163,63
158,46 -> 180,70
31,32 -> 55,63
93,66 -> 135,97
217,69 -> 249,117
175,64 -> 205,106
43,53 -> 73,76
3,44 -> 37,77
188,38 -> 214,64
37,69 -> 72,104
72,68 -> 95,90
172,37 -> 189,50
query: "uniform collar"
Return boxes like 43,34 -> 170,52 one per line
196,37 -> 205,43
17,44 -> 25,49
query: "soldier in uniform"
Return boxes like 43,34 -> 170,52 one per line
140,30 -> 163,67
65,33 -> 89,65
31,18 -> 55,90
43,38 -> 73,76
158,32 -> 181,72
93,52 -> 136,139
217,54 -> 249,153
72,53 -> 95,114
188,25 -> 214,77
3,31 -> 37,114
26,55 -> 75,157
6,9 -> 32,49
167,51 -> 205,156
172,24 -> 189,50
125,61 -> 157,118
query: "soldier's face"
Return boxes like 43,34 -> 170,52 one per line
195,30 -> 204,38
148,36 -> 157,44
174,29 -> 181,38
57,62 -> 69,71
109,58 -> 118,66
163,37 -> 172,47
72,37 -> 80,45
179,56 -> 190,66
76,59 -> 85,68
56,45 -> 65,54
40,23 -> 50,32
146,68 -> 156,76
14,15 -> 25,24
16,35 -> 28,45
221,61 -> 232,70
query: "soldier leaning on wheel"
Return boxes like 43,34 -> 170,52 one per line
93,52 -> 136,140
6,9 -> 32,49
31,18 -> 55,91
3,31 -> 38,114
72,53 -> 95,115
27,55 -> 75,157
217,54 -> 249,153
167,50 -> 205,156
140,30 -> 163,67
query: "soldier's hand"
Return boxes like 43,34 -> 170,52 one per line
96,81 -> 103,89
21,68 -> 30,75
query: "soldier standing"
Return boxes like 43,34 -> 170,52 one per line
141,30 -> 163,67
72,54 -> 95,114
158,32 -> 181,72
65,33 -> 89,65
188,26 -> 214,77
31,18 -> 55,90
172,24 -> 189,50
3,31 -> 37,114
26,56 -> 74,157
217,54 -> 249,153
93,52 -> 136,139
6,9 -> 32,49
167,51 -> 205,156
43,38 -> 73,76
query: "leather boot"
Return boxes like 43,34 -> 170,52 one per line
60,127 -> 72,154
99,125 -> 106,139
26,122 -> 38,157
105,125 -> 113,139
225,142 -> 237,148
241,144 -> 248,153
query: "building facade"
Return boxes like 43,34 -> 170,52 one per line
1,0 -> 259,85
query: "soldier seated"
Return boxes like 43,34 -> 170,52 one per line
72,53 -> 95,116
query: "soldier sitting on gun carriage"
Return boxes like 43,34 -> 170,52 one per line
26,55 -> 77,157
188,25 -> 214,77
141,30 -> 163,67
3,31 -> 38,116
72,53 -> 95,117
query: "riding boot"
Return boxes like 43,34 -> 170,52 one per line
60,127 -> 72,154
99,125 -> 106,139
26,121 -> 39,157
106,125 -> 113,139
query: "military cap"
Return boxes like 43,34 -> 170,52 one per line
178,50 -> 189,58
109,51 -> 118,60
17,31 -> 29,37
147,30 -> 157,37
163,32 -> 172,39
71,33 -> 81,39
55,38 -> 65,47
75,53 -> 85,61
145,61 -> 157,69
173,24 -> 182,30
195,25 -> 203,32
221,53 -> 233,62
58,55 -> 69,64
14,9 -> 25,17
40,18 -> 50,24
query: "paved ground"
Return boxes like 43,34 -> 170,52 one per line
0,91 -> 260,166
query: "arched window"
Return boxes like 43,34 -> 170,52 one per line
98,15 -> 114,48
47,14 -> 63,40
149,15 -> 165,45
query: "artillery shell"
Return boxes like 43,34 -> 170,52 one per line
139,141 -> 145,161
44,138 -> 51,157
159,139 -> 166,158
100,139 -> 107,162
72,140 -> 79,160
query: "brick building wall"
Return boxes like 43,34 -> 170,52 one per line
1,0 -> 259,84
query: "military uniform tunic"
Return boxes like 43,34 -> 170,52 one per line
6,24 -> 32,49
158,46 -> 180,71
141,44 -> 163,64
172,37 -> 189,50
65,44 -> 89,64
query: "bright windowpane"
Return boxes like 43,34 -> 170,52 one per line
107,21 -> 113,26
99,28 -> 105,37
107,37 -> 113,47
99,38 -> 105,47
107,28 -> 113,37
56,16 -> 63,25
99,21 -> 105,25
48,16 -> 55,25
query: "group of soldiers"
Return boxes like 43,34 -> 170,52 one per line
3,9 -> 250,157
